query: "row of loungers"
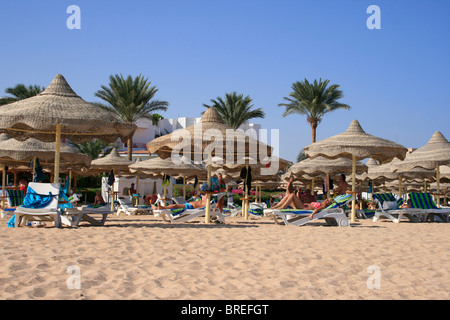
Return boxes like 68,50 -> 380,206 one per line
2,183 -> 449,228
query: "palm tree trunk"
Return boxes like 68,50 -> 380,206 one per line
311,122 -> 318,143
127,138 -> 133,161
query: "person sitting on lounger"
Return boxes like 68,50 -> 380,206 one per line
334,174 -> 348,195
271,176 -> 298,208
151,194 -> 209,210
401,199 -> 411,208
94,191 -> 105,205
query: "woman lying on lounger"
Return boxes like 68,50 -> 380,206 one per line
271,192 -> 332,211
151,194 -> 209,211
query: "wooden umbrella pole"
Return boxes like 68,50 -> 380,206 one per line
111,168 -> 116,211
163,174 -> 167,207
183,176 -> 186,199
244,164 -> 249,220
326,173 -> 330,199
350,154 -> 357,223
205,153 -> 212,223
436,165 -> 441,207
136,176 -> 140,206
1,165 -> 5,207
33,156 -> 37,181
54,124 -> 62,184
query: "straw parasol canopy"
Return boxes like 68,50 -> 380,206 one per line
0,137 -> 91,169
288,156 -> 368,198
392,131 -> 450,205
0,74 -> 136,182
289,157 -> 368,176
0,74 -> 135,143
146,108 -> 272,223
89,148 -> 133,175
146,108 -> 272,163
392,131 -> 450,171
129,155 -> 206,179
129,155 -> 207,202
304,119 -> 408,222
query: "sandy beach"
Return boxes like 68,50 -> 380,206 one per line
0,214 -> 449,300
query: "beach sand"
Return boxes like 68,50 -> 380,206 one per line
0,214 -> 449,300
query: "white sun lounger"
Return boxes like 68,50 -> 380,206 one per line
154,193 -> 226,223
264,194 -> 353,227
14,183 -> 61,228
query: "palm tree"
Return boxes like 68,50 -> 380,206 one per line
95,74 -> 169,160
203,91 -> 265,129
69,139 -> 116,160
279,78 -> 350,143
0,84 -> 45,105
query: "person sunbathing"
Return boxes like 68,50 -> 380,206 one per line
151,195 -> 209,210
271,176 -> 299,209
271,193 -> 325,210
309,198 -> 335,220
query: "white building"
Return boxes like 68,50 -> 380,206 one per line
118,116 -> 262,160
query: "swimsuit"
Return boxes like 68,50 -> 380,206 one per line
185,203 -> 194,210
310,202 -> 321,209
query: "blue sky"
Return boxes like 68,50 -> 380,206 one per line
0,0 -> 449,163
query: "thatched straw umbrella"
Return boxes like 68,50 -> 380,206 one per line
303,119 -> 407,222
392,131 -> 450,206
0,136 -> 91,206
87,147 -> 133,208
89,148 -> 133,175
0,74 -> 135,183
146,108 -> 272,223
289,157 -> 368,198
129,156 -> 206,203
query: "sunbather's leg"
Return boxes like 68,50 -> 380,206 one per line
151,203 -> 185,210
273,193 -> 304,209
271,194 -> 290,209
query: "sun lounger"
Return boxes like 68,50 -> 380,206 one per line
62,204 -> 112,227
1,189 -> 25,218
154,193 -> 226,223
264,194 -> 352,227
116,197 -> 152,216
371,192 -> 448,223
408,192 -> 450,222
14,183 -> 61,228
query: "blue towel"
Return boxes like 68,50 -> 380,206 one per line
58,189 -> 74,210
22,186 -> 54,209
7,214 -> 15,228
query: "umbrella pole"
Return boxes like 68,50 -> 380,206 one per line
183,176 -> 186,199
1,165 -> 5,208
163,174 -> 167,207
398,176 -> 402,198
111,168 -> 116,211
350,155 -> 356,223
245,164 -> 249,220
136,176 -> 140,206
205,153 -> 212,224
436,165 -> 441,207
54,124 -> 62,184
326,173 -> 330,199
